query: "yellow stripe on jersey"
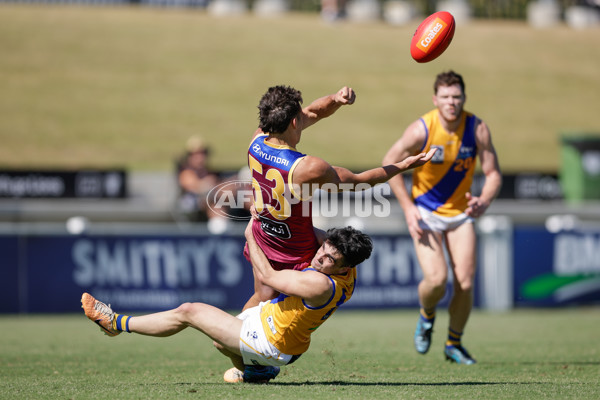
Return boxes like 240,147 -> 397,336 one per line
412,109 -> 478,217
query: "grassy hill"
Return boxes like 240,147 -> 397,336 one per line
1,4 -> 599,172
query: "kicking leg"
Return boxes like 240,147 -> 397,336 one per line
129,302 -> 243,352
82,293 -> 244,368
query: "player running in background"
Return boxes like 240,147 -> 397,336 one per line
383,71 -> 502,364
82,223 -> 373,384
245,85 -> 437,310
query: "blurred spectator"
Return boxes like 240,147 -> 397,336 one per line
321,0 -> 347,21
175,136 -> 252,233
176,135 -> 220,222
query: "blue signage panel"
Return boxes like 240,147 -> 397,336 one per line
513,226 -> 600,306
0,236 -> 20,313
5,226 -> 600,313
2,232 -> 460,313
24,234 -> 253,313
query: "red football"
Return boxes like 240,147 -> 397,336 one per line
410,11 -> 455,63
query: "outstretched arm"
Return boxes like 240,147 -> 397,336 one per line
331,148 -> 437,187
294,147 -> 436,194
300,86 -> 356,131
252,87 -> 355,139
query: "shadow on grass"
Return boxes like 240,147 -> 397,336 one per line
262,381 -> 549,387
485,361 -> 600,366
173,381 -> 550,387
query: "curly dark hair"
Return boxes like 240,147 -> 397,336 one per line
434,70 -> 465,94
257,85 -> 303,134
325,226 -> 373,267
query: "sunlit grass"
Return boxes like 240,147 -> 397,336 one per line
1,309 -> 599,399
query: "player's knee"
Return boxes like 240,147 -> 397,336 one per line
455,278 -> 474,293
174,302 -> 195,321
212,340 -> 223,350
432,283 -> 447,298
426,274 -> 448,291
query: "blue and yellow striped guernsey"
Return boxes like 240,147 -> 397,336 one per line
260,267 -> 356,356
412,109 -> 478,217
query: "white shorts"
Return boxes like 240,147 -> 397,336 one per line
237,302 -> 298,367
417,206 -> 473,233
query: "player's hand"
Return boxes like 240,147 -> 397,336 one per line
405,205 -> 424,240
398,148 -> 438,171
465,192 -> 489,218
335,86 -> 356,105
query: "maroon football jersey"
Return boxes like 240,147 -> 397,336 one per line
248,134 -> 319,264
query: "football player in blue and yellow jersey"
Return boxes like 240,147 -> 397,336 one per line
383,71 -> 502,365
81,223 -> 373,384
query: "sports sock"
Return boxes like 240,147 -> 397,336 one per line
420,307 -> 436,323
446,328 -> 462,347
113,314 -> 132,332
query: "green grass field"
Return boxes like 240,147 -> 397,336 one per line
2,309 -> 599,399
1,5 -> 600,173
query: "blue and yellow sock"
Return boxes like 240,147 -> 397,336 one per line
446,328 -> 462,347
420,308 -> 436,324
113,314 -> 132,333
